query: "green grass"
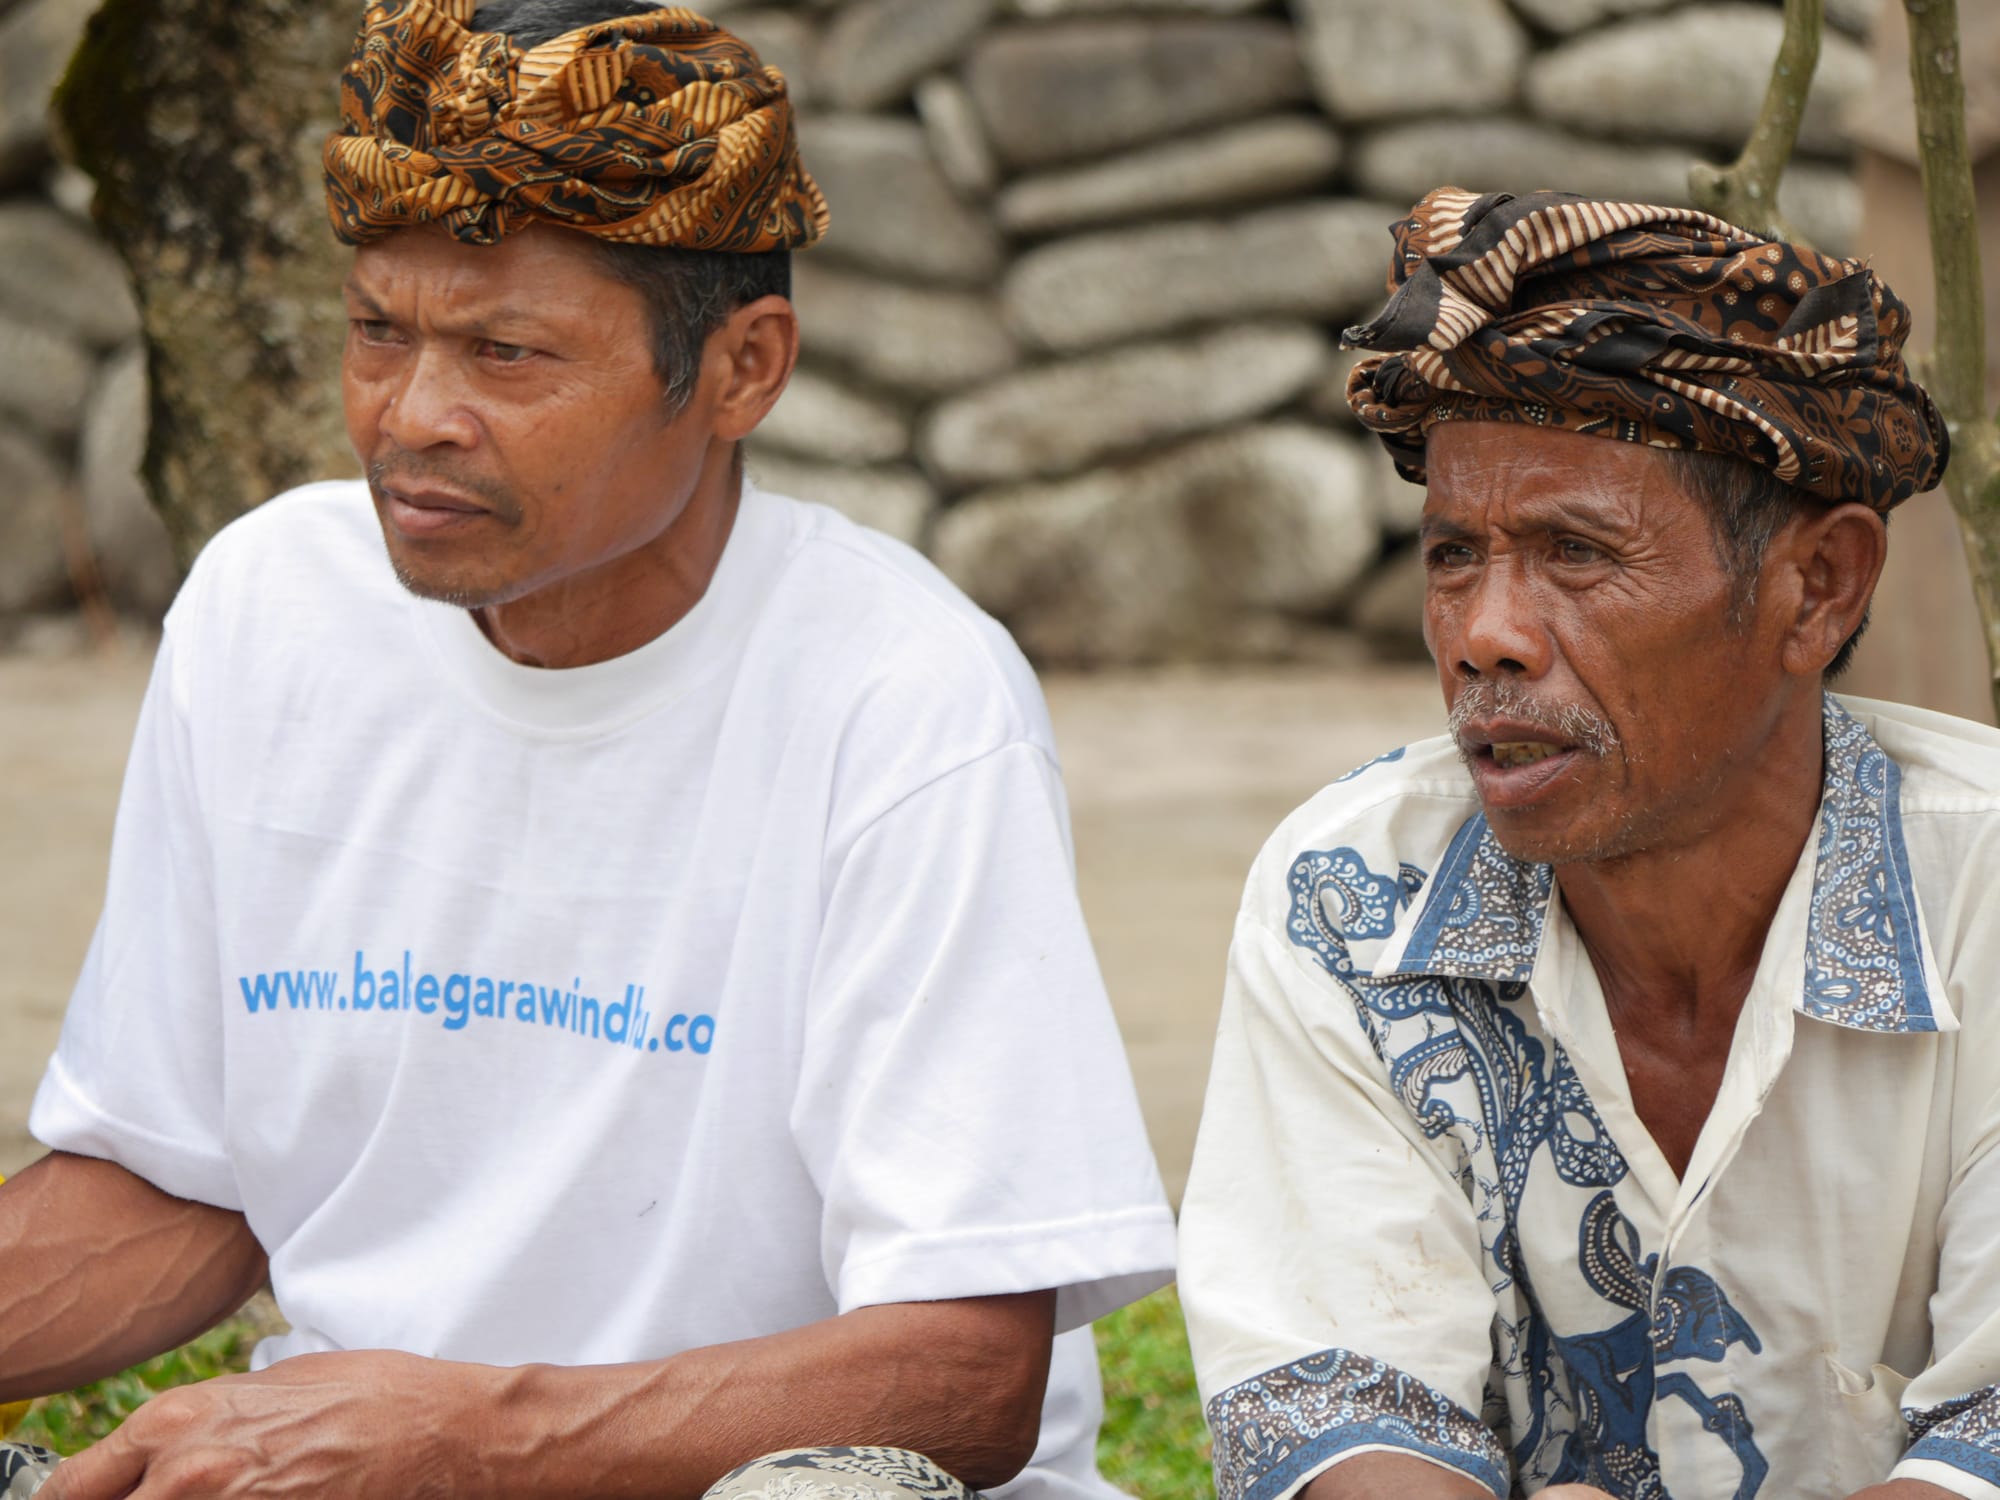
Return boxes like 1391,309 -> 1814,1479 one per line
12,1287 -> 1213,1500
1094,1285 -> 1213,1500
9,1316 -> 260,1456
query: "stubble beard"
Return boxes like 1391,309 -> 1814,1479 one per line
368,455 -> 525,611
1445,678 -> 1656,866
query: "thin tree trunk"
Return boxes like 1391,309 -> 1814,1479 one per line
55,0 -> 359,567
1903,0 -> 2000,717
1688,0 -> 1823,239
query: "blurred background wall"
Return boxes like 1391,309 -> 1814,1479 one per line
0,0 -> 1950,678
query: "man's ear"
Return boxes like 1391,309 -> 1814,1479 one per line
1775,501 -> 1887,676
699,294 -> 799,443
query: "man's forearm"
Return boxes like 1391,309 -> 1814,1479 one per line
496,1291 -> 1057,1497
0,1152 -> 267,1402
39,1288 -> 1058,1500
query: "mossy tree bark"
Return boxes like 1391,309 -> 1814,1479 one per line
55,0 -> 360,567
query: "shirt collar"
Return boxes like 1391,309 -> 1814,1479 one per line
1363,694 -> 1953,1035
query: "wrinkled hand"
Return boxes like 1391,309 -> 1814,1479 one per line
41,1350 -> 503,1500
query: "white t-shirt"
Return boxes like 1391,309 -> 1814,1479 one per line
31,479 -> 1176,1500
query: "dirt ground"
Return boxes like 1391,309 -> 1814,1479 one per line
0,639 -> 1445,1201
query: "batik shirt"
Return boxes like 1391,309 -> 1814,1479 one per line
1181,694 -> 2000,1500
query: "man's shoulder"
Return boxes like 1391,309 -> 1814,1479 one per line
1842,694 -> 2000,814
178,480 -> 386,614
1239,733 -> 1476,930
755,485 -> 1053,751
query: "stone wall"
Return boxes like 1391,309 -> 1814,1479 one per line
0,0 -> 177,632
724,0 -> 1876,664
0,0 -> 1876,661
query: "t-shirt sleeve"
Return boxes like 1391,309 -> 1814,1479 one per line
792,739 -> 1175,1334
1178,911 -> 1510,1500
28,622 -> 240,1210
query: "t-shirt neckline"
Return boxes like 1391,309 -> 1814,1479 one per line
414,478 -> 791,736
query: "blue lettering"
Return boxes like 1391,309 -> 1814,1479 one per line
352,952 -> 375,1012
413,973 -> 439,1015
664,1014 -> 688,1053
603,985 -> 633,1044
538,985 -> 574,1029
443,973 -> 471,1031
689,1014 -> 715,1055
238,972 -> 285,1014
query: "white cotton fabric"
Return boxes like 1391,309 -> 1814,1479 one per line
32,480 -> 1176,1500
1181,699 -> 2000,1500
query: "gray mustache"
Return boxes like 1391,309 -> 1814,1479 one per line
1446,679 -> 1620,758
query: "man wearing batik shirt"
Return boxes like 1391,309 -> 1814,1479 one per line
0,4 -> 1175,1499
1178,187 -> 1997,1500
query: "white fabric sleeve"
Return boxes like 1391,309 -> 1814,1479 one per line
28,625 -> 240,1209
1179,914 -> 1509,1500
1891,1054 -> 2000,1500
792,740 -> 1175,1334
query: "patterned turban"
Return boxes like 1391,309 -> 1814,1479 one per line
1343,187 -> 1948,512
323,0 -> 828,252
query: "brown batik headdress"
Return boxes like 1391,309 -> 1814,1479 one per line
323,0 -> 829,252
1343,187 -> 1948,512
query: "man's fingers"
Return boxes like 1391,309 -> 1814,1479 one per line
38,1435 -> 148,1500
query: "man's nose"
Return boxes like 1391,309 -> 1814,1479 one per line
378,347 -> 479,452
1450,564 -> 1549,681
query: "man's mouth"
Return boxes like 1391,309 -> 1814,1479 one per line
1489,741 -> 1566,768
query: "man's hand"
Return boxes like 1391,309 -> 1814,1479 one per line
37,1290 -> 1053,1500
41,1351 -> 501,1500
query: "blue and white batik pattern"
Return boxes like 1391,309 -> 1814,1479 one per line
0,1444 -> 55,1499
1192,695 -> 2000,1500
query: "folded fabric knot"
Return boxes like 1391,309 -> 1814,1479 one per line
1343,187 -> 1948,512
323,0 -> 829,252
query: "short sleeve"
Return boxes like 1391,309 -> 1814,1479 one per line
1179,913 -> 1509,1500
791,741 -> 1175,1333
1893,1059 -> 2000,1500
28,624 -> 240,1210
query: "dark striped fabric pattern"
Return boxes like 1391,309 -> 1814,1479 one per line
323,0 -> 828,252
1343,187 -> 1948,513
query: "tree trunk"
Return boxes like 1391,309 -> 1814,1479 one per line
1903,0 -> 2000,717
55,0 -> 358,567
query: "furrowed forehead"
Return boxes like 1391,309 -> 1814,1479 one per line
1421,422 -> 1692,537
342,227 -> 635,337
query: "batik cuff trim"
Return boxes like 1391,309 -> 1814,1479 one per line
1888,1448 -> 2000,1496
1900,1439 -> 2000,1495
1206,1349 -> 1509,1500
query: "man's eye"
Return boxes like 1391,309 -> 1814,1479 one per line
1426,543 -> 1476,570
352,318 -> 398,343
1555,537 -> 1601,564
481,340 -> 535,364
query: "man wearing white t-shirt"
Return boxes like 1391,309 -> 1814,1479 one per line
0,4 -> 1175,1499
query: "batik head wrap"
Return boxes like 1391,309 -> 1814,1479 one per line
323,0 -> 828,252
1343,187 -> 1947,512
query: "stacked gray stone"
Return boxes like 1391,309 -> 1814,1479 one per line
0,0 -> 176,629
724,0 -> 1873,663
0,0 -> 1875,662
